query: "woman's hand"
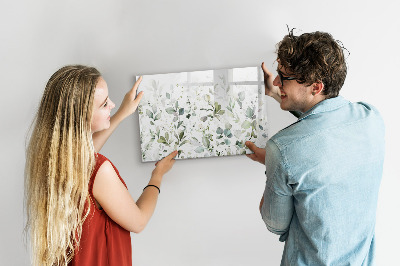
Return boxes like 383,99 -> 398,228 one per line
262,62 -> 281,103
115,76 -> 144,120
152,151 -> 178,178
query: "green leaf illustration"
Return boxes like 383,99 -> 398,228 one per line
166,107 -> 175,114
223,129 -> 231,137
157,136 -> 167,144
195,146 -> 205,153
252,120 -> 257,129
154,113 -> 161,121
236,140 -> 244,148
241,120 -> 252,129
238,91 -> 245,101
179,140 -> 189,147
179,108 -> 185,115
146,109 -> 153,118
202,136 -> 210,148
216,127 -> 223,134
225,123 -> 232,130
236,99 -> 243,108
214,102 -> 221,113
245,107 -> 254,118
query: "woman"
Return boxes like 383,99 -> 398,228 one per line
25,65 -> 177,265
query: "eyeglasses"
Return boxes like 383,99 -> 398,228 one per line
277,70 -> 297,86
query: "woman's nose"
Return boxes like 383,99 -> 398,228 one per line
109,100 -> 115,109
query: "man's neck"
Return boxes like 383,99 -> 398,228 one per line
301,95 -> 327,113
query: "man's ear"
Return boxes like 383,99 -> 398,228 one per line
312,82 -> 324,96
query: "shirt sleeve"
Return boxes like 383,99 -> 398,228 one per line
260,139 -> 294,241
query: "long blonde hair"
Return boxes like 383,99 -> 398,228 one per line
25,65 -> 101,265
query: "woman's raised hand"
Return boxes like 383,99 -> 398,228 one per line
116,76 -> 144,119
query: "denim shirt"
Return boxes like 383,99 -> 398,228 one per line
260,96 -> 385,266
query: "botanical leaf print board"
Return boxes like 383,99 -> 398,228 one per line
137,66 -> 269,162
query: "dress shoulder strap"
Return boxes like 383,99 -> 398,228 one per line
88,153 -> 108,198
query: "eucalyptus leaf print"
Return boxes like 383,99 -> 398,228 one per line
137,66 -> 269,162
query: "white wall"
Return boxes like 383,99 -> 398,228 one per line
1,0 -> 399,265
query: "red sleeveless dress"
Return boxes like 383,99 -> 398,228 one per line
69,153 -> 132,266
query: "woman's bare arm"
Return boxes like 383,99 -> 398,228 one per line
93,151 -> 178,233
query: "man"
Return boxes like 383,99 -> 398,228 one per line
246,31 -> 385,265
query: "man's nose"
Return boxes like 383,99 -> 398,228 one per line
273,75 -> 281,87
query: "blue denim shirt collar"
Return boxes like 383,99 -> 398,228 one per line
298,95 -> 350,121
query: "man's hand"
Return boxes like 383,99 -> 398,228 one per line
262,62 -> 281,103
245,141 -> 266,165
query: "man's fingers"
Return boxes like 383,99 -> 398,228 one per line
245,141 -> 258,152
261,62 -> 271,76
261,62 -> 266,73
246,153 -> 257,161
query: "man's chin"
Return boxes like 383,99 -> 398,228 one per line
279,103 -> 290,111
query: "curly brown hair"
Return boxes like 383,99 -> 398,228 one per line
277,30 -> 348,98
